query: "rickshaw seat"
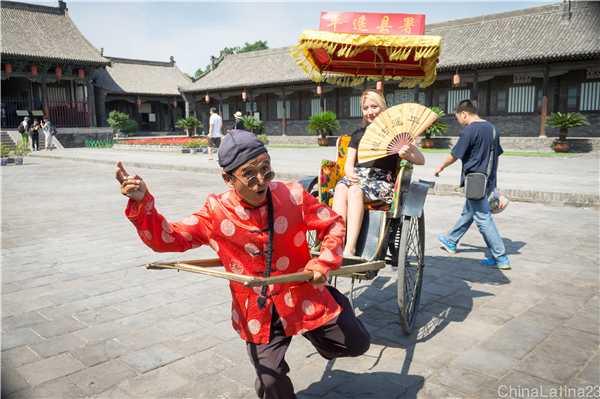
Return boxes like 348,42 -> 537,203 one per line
317,135 -> 411,215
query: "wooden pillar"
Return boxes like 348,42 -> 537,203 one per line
471,71 -> 479,108
336,88 -> 340,116
426,85 -> 433,107
413,85 -> 419,104
485,80 -> 491,117
553,76 -> 561,113
320,88 -> 324,113
136,99 -> 141,132
41,74 -> 49,116
282,88 -> 287,136
219,93 -> 223,117
540,65 -> 550,137
249,91 -> 254,117
87,81 -> 96,127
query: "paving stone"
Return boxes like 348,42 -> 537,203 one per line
1,346 -> 41,370
477,334 -> 538,359
28,333 -> 87,358
566,315 -> 600,335
36,302 -> 89,321
201,319 -> 241,341
74,306 -> 127,326
114,326 -> 173,351
145,289 -> 193,305
1,328 -> 42,351
1,368 -> 30,396
2,297 -> 54,316
167,350 -> 231,381
77,293 -> 123,310
163,330 -> 222,356
544,292 -> 589,310
512,311 -> 565,331
514,355 -> 579,384
156,318 -> 206,337
69,360 -> 137,394
43,290 -> 91,305
4,376 -> 86,399
119,366 -> 190,397
527,302 -> 579,319
464,307 -> 514,325
533,339 -> 593,367
73,320 -> 131,343
480,371 -> 560,399
69,340 -> 130,367
404,343 -> 459,370
495,322 -> 549,345
30,316 -> 87,338
370,356 -> 435,389
550,326 -> 599,351
402,381 -> 463,399
112,285 -> 158,300
453,347 -> 517,377
120,344 -> 184,373
172,373 -> 251,399
430,363 -> 497,395
9,286 -> 54,301
151,300 -> 200,320
81,282 -> 123,297
16,352 -> 86,386
185,292 -> 231,310
115,310 -> 164,331
210,339 -> 250,364
333,371 -> 406,398
1,312 -> 48,331
86,385 -> 131,399
112,297 -> 161,315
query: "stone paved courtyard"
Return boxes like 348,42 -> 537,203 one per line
1,156 -> 599,398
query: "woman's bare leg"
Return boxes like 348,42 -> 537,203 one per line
331,183 -> 349,223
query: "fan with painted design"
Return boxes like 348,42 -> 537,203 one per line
358,103 -> 439,163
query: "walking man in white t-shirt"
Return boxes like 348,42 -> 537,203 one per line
208,107 -> 222,162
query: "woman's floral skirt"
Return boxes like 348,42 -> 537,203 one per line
335,167 -> 394,203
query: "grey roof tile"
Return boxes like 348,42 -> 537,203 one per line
93,57 -> 191,96
1,1 -> 109,66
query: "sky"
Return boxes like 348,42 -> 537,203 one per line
17,1 -> 557,76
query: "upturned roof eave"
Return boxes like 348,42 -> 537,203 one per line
1,51 -> 110,67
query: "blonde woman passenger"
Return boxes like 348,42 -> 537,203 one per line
332,89 -> 425,256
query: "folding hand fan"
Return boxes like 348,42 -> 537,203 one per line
358,103 -> 439,163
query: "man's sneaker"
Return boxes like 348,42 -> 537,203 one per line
481,256 -> 511,269
206,158 -> 214,162
437,234 -> 456,254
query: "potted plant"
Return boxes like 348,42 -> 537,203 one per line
421,107 -> 448,148
544,112 -> 591,152
242,116 -> 264,133
175,117 -> 203,137
307,111 -> 340,146
1,143 -> 11,166
188,139 -> 201,154
12,142 -> 30,165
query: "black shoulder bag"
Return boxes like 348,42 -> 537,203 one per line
464,127 -> 496,201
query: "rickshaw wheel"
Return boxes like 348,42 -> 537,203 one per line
397,213 -> 425,334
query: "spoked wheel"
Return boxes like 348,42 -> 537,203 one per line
397,213 -> 425,334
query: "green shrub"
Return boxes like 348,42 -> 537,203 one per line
307,111 -> 340,138
122,119 -> 138,134
107,110 -> 131,133
257,134 -> 269,145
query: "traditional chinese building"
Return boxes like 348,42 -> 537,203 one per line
1,0 -> 110,128
93,57 -> 191,132
180,1 -> 599,143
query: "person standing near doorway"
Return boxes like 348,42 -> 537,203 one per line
18,116 -> 30,145
232,111 -> 245,130
30,119 -> 41,151
207,107 -> 222,162
41,116 -> 53,151
434,99 -> 509,269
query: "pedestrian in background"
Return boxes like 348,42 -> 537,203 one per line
41,116 -> 53,151
232,111 -> 245,130
30,118 -> 40,151
207,107 -> 222,162
434,99 -> 510,269
18,116 -> 30,145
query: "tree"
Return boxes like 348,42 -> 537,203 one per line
107,110 -> 131,133
188,40 -> 269,77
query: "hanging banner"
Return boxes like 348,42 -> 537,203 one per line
319,12 -> 425,36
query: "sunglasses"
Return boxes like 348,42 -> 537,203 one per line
232,170 -> 275,188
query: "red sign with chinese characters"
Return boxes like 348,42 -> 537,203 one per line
319,12 -> 425,35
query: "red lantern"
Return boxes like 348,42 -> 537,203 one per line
242,91 -> 247,101
453,72 -> 460,86
5,63 -> 12,75
78,69 -> 84,79
55,67 -> 62,78
137,98 -> 141,106
205,94 -> 210,103
173,100 -> 177,108
31,65 -> 38,76
376,81 -> 382,91
317,85 -> 322,95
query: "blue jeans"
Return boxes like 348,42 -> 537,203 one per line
446,190 -> 506,261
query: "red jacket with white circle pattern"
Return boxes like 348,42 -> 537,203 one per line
125,181 -> 346,344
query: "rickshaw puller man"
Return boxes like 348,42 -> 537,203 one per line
116,130 -> 370,399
